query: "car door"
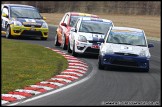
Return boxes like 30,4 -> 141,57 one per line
70,18 -> 81,48
58,13 -> 70,43
1,6 -> 10,31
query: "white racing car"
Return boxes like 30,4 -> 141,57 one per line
98,27 -> 154,72
68,17 -> 114,56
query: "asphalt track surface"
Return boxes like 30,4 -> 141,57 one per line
7,25 -> 161,106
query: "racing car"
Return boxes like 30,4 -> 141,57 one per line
1,4 -> 48,40
54,12 -> 99,50
98,26 -> 154,72
68,17 -> 114,56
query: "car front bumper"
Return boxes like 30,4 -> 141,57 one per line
99,54 -> 149,69
10,24 -> 48,37
75,41 -> 100,55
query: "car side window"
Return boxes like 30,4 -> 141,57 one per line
1,7 -> 9,29
73,19 -> 80,30
2,7 -> 9,16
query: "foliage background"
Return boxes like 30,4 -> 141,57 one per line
2,1 -> 160,16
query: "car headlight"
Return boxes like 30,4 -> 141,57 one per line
14,21 -> 22,26
42,22 -> 48,28
106,47 -> 114,54
101,50 -> 106,56
78,35 -> 87,42
101,47 -> 114,56
139,50 -> 146,57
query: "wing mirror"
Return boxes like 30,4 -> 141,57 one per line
148,43 -> 154,48
43,16 -> 46,20
99,38 -> 105,43
61,23 -> 67,27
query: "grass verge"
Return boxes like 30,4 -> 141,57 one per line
2,38 -> 68,94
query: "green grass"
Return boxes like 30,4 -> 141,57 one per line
2,38 -> 68,94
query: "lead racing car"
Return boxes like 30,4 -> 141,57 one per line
98,27 -> 154,72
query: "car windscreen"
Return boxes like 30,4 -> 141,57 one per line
79,20 -> 113,35
10,6 -> 42,19
107,31 -> 147,47
70,16 -> 100,27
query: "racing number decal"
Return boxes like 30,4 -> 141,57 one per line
93,34 -> 104,39
25,19 -> 36,23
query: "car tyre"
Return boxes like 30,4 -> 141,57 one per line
67,41 -> 72,53
140,68 -> 149,72
98,58 -> 104,70
41,37 -> 47,40
6,25 -> 12,39
62,35 -> 67,50
54,34 -> 61,46
72,41 -> 78,56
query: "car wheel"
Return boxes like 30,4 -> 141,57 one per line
54,34 -> 61,46
67,41 -> 72,53
41,37 -> 47,40
6,25 -> 11,39
140,68 -> 149,72
144,68 -> 149,72
62,35 -> 67,50
72,41 -> 78,56
98,58 -> 104,70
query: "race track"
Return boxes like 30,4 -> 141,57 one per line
9,25 -> 161,106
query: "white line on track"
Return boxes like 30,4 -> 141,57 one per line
8,60 -> 96,106
8,62 -> 97,106
7,48 -> 94,106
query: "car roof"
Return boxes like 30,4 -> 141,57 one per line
101,18 -> 113,23
67,12 -> 99,18
2,4 -> 35,8
79,17 -> 112,23
111,26 -> 143,32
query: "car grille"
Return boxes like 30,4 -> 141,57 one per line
84,47 -> 99,54
114,52 -> 138,57
21,30 -> 42,36
111,58 -> 138,67
23,25 -> 42,28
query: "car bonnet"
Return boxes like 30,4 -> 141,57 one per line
14,18 -> 45,26
103,43 -> 150,56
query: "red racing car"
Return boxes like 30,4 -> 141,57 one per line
54,12 -> 99,50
